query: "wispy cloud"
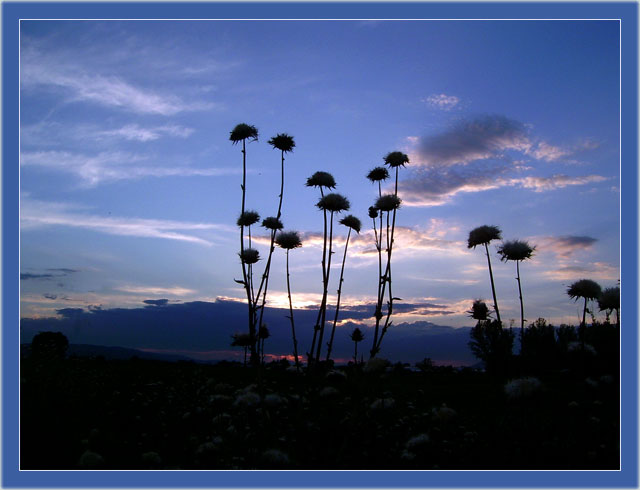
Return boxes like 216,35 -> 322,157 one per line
543,262 -> 619,282
95,124 -> 194,142
423,93 -> 460,111
20,150 -> 239,187
398,165 -> 609,207
538,235 -> 598,258
21,198 -> 232,246
116,285 -> 196,296
21,45 -> 214,115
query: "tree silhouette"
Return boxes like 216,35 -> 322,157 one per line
567,279 -> 602,348
275,230 -> 303,371
31,331 -> 68,361
326,214 -> 362,361
468,225 -> 502,324
497,239 -> 535,348
598,286 -> 620,327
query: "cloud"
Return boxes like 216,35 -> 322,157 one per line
423,94 -> 460,111
43,293 -> 58,300
539,235 -> 598,258
21,46 -> 213,115
543,262 -> 619,282
528,142 -> 572,162
20,268 -> 77,281
398,166 -> 609,207
20,150 -> 239,187
95,124 -> 194,142
143,299 -> 170,306
55,307 -> 85,318
412,115 -> 532,167
21,198 -> 232,246
117,286 -> 196,296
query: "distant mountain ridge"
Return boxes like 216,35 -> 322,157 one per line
21,343 -> 195,363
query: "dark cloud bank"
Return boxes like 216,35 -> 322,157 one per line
20,299 -> 475,365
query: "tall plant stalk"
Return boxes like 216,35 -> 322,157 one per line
368,153 -> 408,359
325,215 -> 361,362
276,231 -> 303,371
230,123 -> 259,365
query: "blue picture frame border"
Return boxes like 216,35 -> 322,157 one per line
2,2 -> 637,488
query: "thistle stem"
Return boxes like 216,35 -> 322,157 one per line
326,228 -> 351,361
315,210 -> 335,364
484,242 -> 501,325
285,250 -> 300,371
309,188 -> 327,366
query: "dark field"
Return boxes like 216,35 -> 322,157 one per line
21,355 -> 619,470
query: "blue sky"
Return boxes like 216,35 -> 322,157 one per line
19,20 -> 620,361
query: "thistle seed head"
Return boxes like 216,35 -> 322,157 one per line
229,123 -> 258,144
237,210 -> 260,227
268,133 -> 296,153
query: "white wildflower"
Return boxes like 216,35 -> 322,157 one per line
261,448 -> 290,466
432,403 -> 457,422
319,386 -> 339,398
585,377 -> 599,388
504,377 -> 543,399
141,451 -> 162,466
400,450 -> 416,461
233,391 -> 261,408
325,370 -> 347,383
264,393 -> 287,408
406,433 -> 430,449
370,397 -> 395,411
78,450 -> 105,468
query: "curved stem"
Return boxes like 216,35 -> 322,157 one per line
326,228 -> 351,361
484,243 -> 501,325
315,210 -> 335,363
309,189 -> 327,365
516,260 -> 524,351
285,250 -> 300,371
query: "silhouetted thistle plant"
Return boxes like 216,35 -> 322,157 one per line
239,248 -> 260,265
350,327 -> 365,364
231,332 -> 253,367
275,230 -> 303,371
312,192 -> 350,364
253,134 -> 296,350
498,239 -> 535,347
231,123 -> 260,365
598,286 -> 620,327
468,225 -> 503,324
568,279 -> 602,348
468,299 -> 491,321
369,151 -> 408,359
326,214 -> 362,362
305,172 -> 338,366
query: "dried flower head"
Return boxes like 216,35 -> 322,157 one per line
237,210 -> 260,227
262,216 -> 283,231
384,151 -> 409,168
317,193 -> 350,213
367,166 -> 390,182
339,214 -> 362,233
305,171 -> 336,189
350,327 -> 364,343
229,123 -> 258,144
275,231 -> 302,250
497,240 -> 535,262
598,286 -> 620,312
468,225 -> 502,249
468,299 -> 490,321
239,248 -> 260,264
368,206 -> 379,219
375,194 -> 402,212
268,133 -> 296,153
567,279 -> 602,302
